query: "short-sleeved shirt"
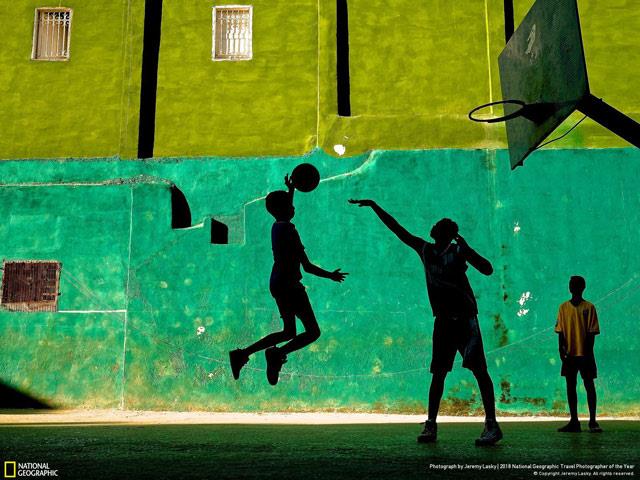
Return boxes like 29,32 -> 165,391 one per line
555,300 -> 600,357
270,221 -> 305,289
415,241 -> 478,318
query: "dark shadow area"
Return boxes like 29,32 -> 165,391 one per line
170,184 -> 192,229
336,0 -> 351,117
0,382 -> 53,410
137,0 -> 164,159
0,422 -> 637,479
211,219 -> 229,244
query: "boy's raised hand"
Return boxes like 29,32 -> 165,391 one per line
284,173 -> 294,192
330,268 -> 348,283
455,234 -> 469,249
349,198 -> 376,208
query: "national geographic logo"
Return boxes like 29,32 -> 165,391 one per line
4,462 -> 58,477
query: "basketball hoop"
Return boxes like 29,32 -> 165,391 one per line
468,100 -> 526,123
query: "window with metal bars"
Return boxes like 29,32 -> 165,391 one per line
212,6 -> 253,61
32,8 -> 72,61
1,261 -> 61,312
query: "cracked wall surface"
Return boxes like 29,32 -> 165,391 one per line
0,148 -> 638,415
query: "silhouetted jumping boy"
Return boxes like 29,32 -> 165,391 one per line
350,199 -> 502,446
230,176 -> 347,385
555,276 -> 602,433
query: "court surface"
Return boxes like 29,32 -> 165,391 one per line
0,413 -> 637,479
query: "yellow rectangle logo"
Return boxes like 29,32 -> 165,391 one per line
4,461 -> 16,478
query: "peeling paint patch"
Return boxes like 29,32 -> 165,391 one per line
522,397 -> 546,407
499,378 -> 516,404
159,281 -> 168,289
517,291 -> 532,316
513,222 -> 521,233
196,326 -> 205,335
333,144 -> 346,156
518,291 -> 531,306
492,314 -> 509,347
371,358 -> 383,374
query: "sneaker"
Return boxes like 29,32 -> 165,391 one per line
475,419 -> 503,446
265,347 -> 286,386
417,419 -> 437,443
229,349 -> 249,380
588,421 -> 603,433
558,420 -> 582,433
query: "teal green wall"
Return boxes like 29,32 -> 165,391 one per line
1,1 -> 637,159
0,0 -> 144,160
0,148 -> 638,415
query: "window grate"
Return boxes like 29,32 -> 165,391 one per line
32,8 -> 72,61
1,261 -> 61,312
213,6 -> 252,61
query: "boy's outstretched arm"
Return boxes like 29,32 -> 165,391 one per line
300,251 -> 348,282
455,235 -> 493,276
349,199 -> 423,251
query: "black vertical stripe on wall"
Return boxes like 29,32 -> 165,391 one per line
504,0 -> 515,43
137,0 -> 163,159
336,0 -> 351,117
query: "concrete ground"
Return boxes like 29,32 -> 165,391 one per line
0,412 -> 637,479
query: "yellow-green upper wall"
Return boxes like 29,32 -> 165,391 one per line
0,1 -> 144,159
0,0 -> 638,159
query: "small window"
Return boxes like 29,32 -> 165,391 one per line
32,8 -> 72,61
1,261 -> 61,312
212,6 -> 253,61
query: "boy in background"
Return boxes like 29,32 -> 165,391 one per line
555,276 -> 602,433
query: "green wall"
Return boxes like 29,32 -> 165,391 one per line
154,0 -> 319,157
1,1 -> 637,159
0,148 -> 638,415
0,0 -> 144,160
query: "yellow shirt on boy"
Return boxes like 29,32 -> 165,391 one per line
555,300 -> 600,357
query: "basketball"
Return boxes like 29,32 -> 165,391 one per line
290,163 -> 320,192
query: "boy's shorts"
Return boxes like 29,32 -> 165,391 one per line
430,315 -> 488,373
270,283 -> 314,322
561,355 -> 597,380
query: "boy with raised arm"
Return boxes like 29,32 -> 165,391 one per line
349,199 -> 502,446
555,276 -> 602,433
229,175 -> 347,385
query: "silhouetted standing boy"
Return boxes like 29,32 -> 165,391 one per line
350,199 -> 502,446
230,176 -> 347,385
555,276 -> 602,433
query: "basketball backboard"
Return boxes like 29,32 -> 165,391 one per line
498,0 -> 589,169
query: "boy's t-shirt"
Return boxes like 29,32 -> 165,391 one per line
270,221 -> 305,289
415,240 -> 478,318
555,300 -> 600,357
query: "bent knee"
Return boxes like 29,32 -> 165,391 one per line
306,327 -> 321,341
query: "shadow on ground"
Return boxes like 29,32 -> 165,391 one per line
0,421 -> 637,479
0,382 -> 52,410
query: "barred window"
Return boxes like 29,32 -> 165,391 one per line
32,8 -> 72,61
212,6 -> 252,61
1,261 -> 61,312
